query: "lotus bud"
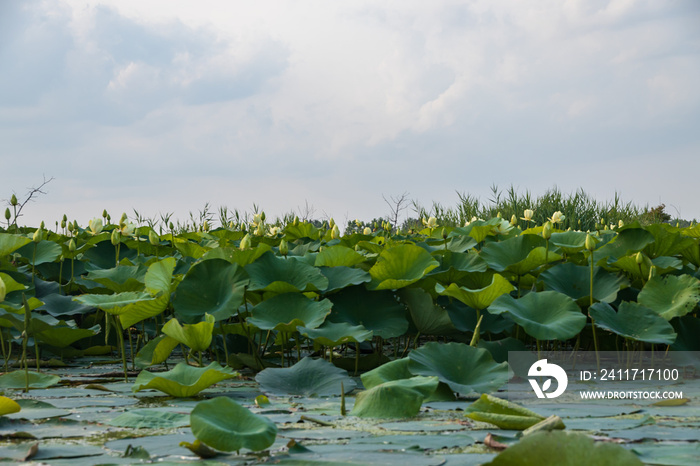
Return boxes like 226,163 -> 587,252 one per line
254,224 -> 264,236
441,228 -> 447,240
510,214 -> 518,226
421,217 -> 427,226
102,209 -> 108,219
601,218 -> 605,226
363,227 -> 372,235
260,212 -> 266,222
649,265 -> 657,280
635,251 -> 644,264
148,230 -> 159,246
329,218 -> 335,229
10,194 -> 18,206
497,212 -> 502,218
68,238 -> 77,253
169,222 -> 174,231
293,216 -> 299,226
119,213 -> 128,227
72,220 -> 79,231
542,221 -> 552,240
355,219 -> 361,228
521,209 -> 534,222
331,224 -> 340,240
67,222 -> 74,233
585,233 -> 595,251
202,221 -> 209,232
40,221 -> 45,230
426,217 -> 438,229
60,218 -> 66,229
618,220 -> 624,228
279,238 -> 289,256
111,228 -> 120,246
32,228 -> 43,243
5,208 -> 10,220
240,233 -> 252,250
0,277 -> 5,302
604,224 -> 609,230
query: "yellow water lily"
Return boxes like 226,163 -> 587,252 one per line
549,211 -> 565,224
363,227 -> 372,235
426,217 -> 438,229
88,218 -> 103,235
268,226 -> 280,236
252,213 -> 263,227
520,209 -> 534,222
120,221 -> 136,237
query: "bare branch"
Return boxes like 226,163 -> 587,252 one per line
13,175 -> 55,223
383,192 -> 410,232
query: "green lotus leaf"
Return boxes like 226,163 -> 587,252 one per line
0,371 -> 60,389
367,244 -> 439,290
0,273 -> 26,295
36,323 -> 101,348
284,223 -> 320,241
350,376 -> 439,419
637,274 -> 700,320
85,265 -> 147,292
327,286 -> 409,339
135,334 -> 179,368
408,342 -> 509,395
590,302 -> 677,345
314,246 -> 366,267
399,288 -> 458,335
651,255 -> 683,274
595,227 -> 655,261
132,362 -> 237,397
426,251 -> 488,283
245,253 -> 328,293
119,293 -> 171,329
247,293 -> 332,333
0,233 -> 32,257
37,292 -> 93,317
549,230 -> 588,254
361,357 -> 455,401
190,397 -> 277,452
488,291 -> 586,341
73,291 -> 152,315
162,314 -> 215,352
671,315 -> 700,351
420,235 -> 477,253
144,257 -> 177,295
484,431 -> 643,466
436,273 -> 514,310
453,219 -> 501,243
297,321 -> 372,347
255,357 -> 355,396
202,243 -> 272,267
0,396 -> 21,416
481,234 -> 555,275
16,240 -> 62,265
644,224 -> 696,258
318,266 -> 371,293
539,262 -> 628,304
173,239 -> 208,259
172,258 -> 249,323
108,409 -> 190,429
464,394 -> 545,430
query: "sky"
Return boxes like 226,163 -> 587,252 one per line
2,0 -> 700,230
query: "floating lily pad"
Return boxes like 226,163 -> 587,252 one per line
0,371 -> 60,390
108,409 -> 190,429
351,376 -> 439,419
255,357 -> 355,396
190,396 -> 278,452
132,362 -> 238,397
464,394 -> 545,430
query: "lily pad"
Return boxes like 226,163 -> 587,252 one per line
407,342 -> 509,395
318,266 -> 372,293
328,286 -> 409,339
637,274 -> 700,320
0,371 -> 61,390
436,273 -> 514,310
132,361 -> 238,397
108,409 -> 190,429
539,262 -> 628,304
589,302 -> 677,344
255,357 -> 355,396
399,287 -> 458,336
464,394 -> 545,430
488,291 -> 586,341
297,321 -> 373,347
190,396 -> 278,452
368,244 -> 439,290
245,253 -> 328,293
248,293 -> 333,333
314,246 -> 367,267
350,376 -> 439,419
162,314 -> 215,352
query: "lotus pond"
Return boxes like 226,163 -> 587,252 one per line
1,214 -> 699,464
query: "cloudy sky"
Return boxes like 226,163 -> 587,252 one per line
2,0 -> 699,229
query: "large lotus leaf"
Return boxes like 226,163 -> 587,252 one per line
172,258 -> 249,323
202,243 -> 272,267
245,253 -> 328,293
590,302 -> 677,344
144,257 -> 176,294
314,246 -> 366,267
426,251 -> 488,283
671,315 -> 700,351
247,293 -> 332,333
297,321 -> 372,347
162,314 -> 215,351
480,234 -> 549,273
350,376 -> 439,419
361,357 -> 455,401
16,240 -> 62,265
72,291 -> 152,315
85,265 -> 147,292
399,288 -> 458,335
173,239 -> 208,259
644,223 -> 696,258
651,255 -> 683,274
0,396 -> 21,416
318,266 -> 371,293
132,362 -> 237,397
255,357 -> 355,396
420,235 -> 477,253
484,431 -> 643,466
453,219 -> 501,243
0,273 -> 26,295
442,297 -> 515,335
595,227 -> 655,261
539,262 -> 628,304
464,394 -> 545,430
108,409 -> 190,429
0,371 -> 60,389
0,233 -> 32,256
408,342 -> 509,395
36,323 -> 101,348
637,274 -> 700,320
488,291 -> 586,341
284,223 -> 320,241
435,273 -> 514,310
37,292 -> 93,317
135,334 -> 180,368
549,231 -> 588,254
609,254 -> 651,281
119,293 -> 170,329
190,397 -> 277,452
327,286 -> 409,339
368,244 -> 439,290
